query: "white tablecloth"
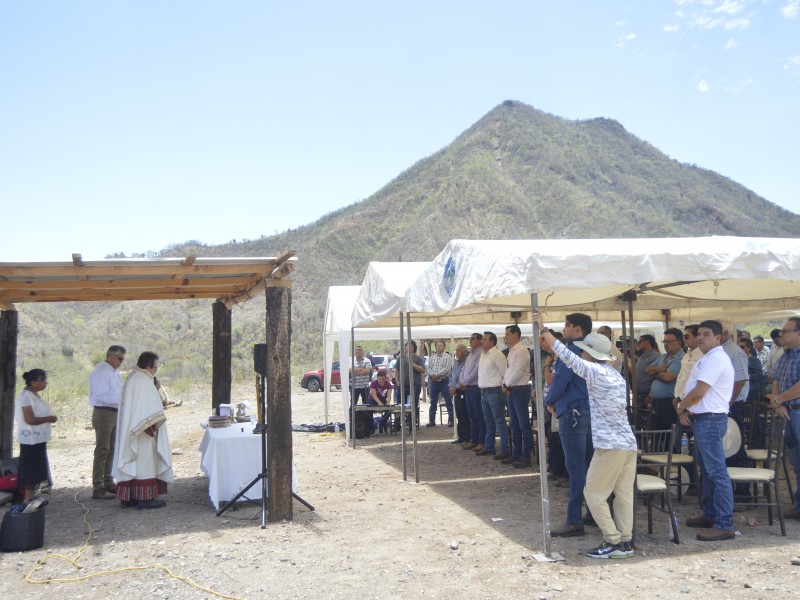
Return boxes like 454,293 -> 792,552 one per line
198,425 -> 297,509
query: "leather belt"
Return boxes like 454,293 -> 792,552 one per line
509,385 -> 530,391
784,400 -> 800,410
94,406 -> 118,412
688,412 -> 725,422
481,386 -> 502,392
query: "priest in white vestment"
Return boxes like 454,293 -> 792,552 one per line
112,351 -> 174,509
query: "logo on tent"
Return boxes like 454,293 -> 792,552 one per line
443,256 -> 456,297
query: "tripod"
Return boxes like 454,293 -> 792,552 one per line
216,370 -> 314,527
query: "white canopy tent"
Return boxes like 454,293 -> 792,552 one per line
323,283 -> 513,427
327,278 -> 554,482
391,236 -> 800,559
403,237 -> 800,324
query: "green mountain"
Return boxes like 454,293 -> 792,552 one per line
16,100 -> 800,383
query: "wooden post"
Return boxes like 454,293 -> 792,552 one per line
265,281 -> 293,521
0,308 -> 19,460
211,300 -> 232,412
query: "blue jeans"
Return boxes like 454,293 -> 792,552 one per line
481,388 -> 508,453
559,408 -> 593,526
784,407 -> 800,511
692,413 -> 734,530
507,386 -> 533,459
466,387 -> 485,445
428,379 -> 453,424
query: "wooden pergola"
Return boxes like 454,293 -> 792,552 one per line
0,252 -> 297,521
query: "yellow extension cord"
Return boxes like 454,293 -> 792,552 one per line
23,486 -> 244,600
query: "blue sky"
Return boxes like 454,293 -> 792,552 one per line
1,1 -> 798,261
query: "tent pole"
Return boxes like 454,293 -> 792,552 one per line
628,299 -> 636,407
451,335 -> 457,440
407,313 -> 420,483
399,312 -> 407,481
530,294 -> 554,559
351,327 -> 356,449
620,311 -> 630,407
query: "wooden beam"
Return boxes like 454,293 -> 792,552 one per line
211,301 -> 232,411
0,275 -> 261,292
266,281 -> 292,521
0,290 -> 234,303
0,264 -> 276,277
0,308 -> 18,459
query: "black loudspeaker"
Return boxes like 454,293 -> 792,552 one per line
253,344 -> 268,376
352,411 -> 375,439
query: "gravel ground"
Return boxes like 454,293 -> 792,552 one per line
2,384 -> 800,599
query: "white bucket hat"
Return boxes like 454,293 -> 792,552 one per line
574,333 -> 615,361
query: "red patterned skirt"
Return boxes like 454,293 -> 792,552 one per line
116,479 -> 168,501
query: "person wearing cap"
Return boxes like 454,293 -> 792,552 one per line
768,317 -> 800,521
675,319 -> 735,542
533,311 -> 637,559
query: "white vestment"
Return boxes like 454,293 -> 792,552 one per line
112,368 -> 174,484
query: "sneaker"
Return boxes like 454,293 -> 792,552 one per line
586,541 -> 629,559
620,540 -> 634,558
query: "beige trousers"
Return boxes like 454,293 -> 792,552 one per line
584,448 -> 637,545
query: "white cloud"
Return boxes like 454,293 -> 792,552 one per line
726,77 -> 754,92
716,0 -> 745,15
614,20 -> 626,27
614,33 -> 637,49
784,55 -> 800,73
782,1 -> 800,19
724,17 -> 750,29
697,80 -> 711,92
678,0 -> 755,30
663,23 -> 681,31
723,38 -> 738,49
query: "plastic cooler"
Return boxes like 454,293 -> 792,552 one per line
0,508 -> 45,552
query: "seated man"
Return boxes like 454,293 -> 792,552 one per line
368,371 -> 394,433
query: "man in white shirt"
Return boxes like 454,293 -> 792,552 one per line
88,345 -> 126,500
477,332 -> 508,458
501,325 -> 533,468
676,320 -> 735,542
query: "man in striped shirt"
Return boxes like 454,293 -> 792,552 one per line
427,340 -> 453,427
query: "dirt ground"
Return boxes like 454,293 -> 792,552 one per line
2,384 -> 800,599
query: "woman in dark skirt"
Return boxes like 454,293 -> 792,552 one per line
15,369 -> 58,503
